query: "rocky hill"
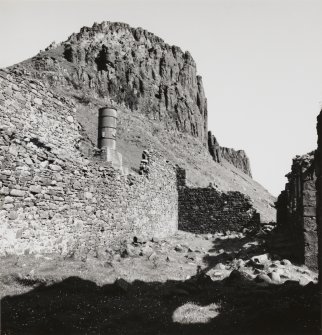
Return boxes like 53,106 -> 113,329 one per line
7,21 -> 276,222
19,21 -> 208,144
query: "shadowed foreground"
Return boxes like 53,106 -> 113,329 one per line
1,274 -> 320,335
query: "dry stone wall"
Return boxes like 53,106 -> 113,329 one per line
177,168 -> 260,233
0,69 -> 178,257
315,111 -> 322,281
275,152 -> 318,269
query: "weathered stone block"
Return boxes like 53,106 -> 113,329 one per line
4,196 -> 13,204
33,97 -> 42,105
67,115 -> 74,123
29,185 -> 42,194
303,180 -> 315,190
3,203 -> 14,210
49,164 -> 61,172
84,192 -> 93,199
303,190 -> 316,206
8,211 -> 18,220
303,217 -> 316,231
0,186 -> 9,195
10,189 -> 25,197
303,206 -> 316,217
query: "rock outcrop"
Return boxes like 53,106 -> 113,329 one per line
220,147 -> 252,177
18,21 -> 208,145
14,21 -> 261,179
208,131 -> 221,163
207,131 -> 252,177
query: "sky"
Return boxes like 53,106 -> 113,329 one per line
0,0 -> 322,196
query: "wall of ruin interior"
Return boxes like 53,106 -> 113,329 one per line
316,111 -> 322,281
275,152 -> 318,270
0,69 -> 178,258
177,168 -> 260,233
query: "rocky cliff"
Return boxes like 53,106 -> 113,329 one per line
17,21 -> 208,144
208,131 -> 252,176
220,147 -> 252,177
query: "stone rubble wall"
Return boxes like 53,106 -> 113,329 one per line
275,152 -> 318,270
0,70 -> 178,257
315,111 -> 322,281
177,168 -> 260,233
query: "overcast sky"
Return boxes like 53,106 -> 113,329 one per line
1,0 -> 322,196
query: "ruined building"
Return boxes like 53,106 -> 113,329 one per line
0,22 -> 276,257
0,69 -> 263,257
274,152 -> 317,269
0,70 -> 180,256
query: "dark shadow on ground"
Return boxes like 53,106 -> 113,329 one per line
208,236 -> 251,254
1,273 -> 320,335
202,235 -> 264,273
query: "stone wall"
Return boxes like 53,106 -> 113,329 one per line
0,69 -> 178,257
315,111 -> 322,281
275,152 -> 318,269
177,168 -> 260,233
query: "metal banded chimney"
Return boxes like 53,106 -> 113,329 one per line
98,107 -> 117,150
97,106 -> 123,171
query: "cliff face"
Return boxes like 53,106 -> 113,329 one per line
220,147 -> 252,177
207,132 -> 252,176
16,21 -> 257,177
208,131 -> 221,163
19,21 -> 208,144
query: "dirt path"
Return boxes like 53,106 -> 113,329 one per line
0,231 -> 320,335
